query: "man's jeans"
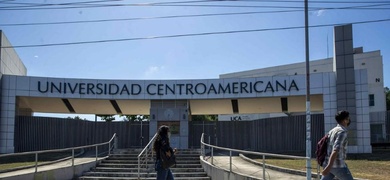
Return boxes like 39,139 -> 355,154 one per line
321,166 -> 353,180
155,159 -> 174,180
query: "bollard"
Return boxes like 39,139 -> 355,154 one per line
35,153 -> 38,173
263,155 -> 266,180
72,149 -> 75,167
229,151 -> 232,172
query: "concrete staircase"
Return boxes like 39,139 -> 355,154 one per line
78,149 -> 211,180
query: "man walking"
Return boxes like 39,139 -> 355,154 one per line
321,110 -> 354,180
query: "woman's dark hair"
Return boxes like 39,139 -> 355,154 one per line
335,110 -> 349,124
152,125 -> 170,152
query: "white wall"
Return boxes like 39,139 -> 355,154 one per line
0,31 -> 27,76
220,50 -> 385,113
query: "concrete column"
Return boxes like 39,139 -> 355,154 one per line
0,76 -> 16,153
149,100 -> 189,149
333,24 -> 371,153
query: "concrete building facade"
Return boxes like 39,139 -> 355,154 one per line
0,25 -> 384,154
220,25 -> 386,147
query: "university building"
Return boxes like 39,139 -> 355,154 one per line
219,38 -> 386,145
0,24 -> 386,154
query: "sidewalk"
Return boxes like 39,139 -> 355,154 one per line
1,154 -> 313,180
206,156 -> 309,180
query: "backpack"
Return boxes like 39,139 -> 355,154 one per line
159,139 -> 176,169
160,148 -> 176,169
315,134 -> 329,166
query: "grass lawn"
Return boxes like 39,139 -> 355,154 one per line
0,151 -> 75,172
262,159 -> 390,180
256,149 -> 390,180
0,162 -> 36,171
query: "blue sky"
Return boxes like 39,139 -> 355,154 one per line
1,0 -> 389,120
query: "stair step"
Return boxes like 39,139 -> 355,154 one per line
102,160 -> 201,164
78,176 -> 210,180
110,154 -> 200,158
82,172 -> 208,177
93,167 -> 206,173
99,163 -> 202,168
79,149 -> 209,180
108,155 -> 200,159
113,151 -> 200,154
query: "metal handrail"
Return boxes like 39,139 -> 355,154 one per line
137,133 -> 158,179
200,133 -> 318,180
0,133 -> 117,173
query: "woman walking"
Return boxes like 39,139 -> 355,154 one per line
153,125 -> 177,180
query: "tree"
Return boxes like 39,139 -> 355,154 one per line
97,115 -> 115,122
191,115 -> 218,121
385,87 -> 390,111
120,115 -> 150,122
67,116 -> 86,120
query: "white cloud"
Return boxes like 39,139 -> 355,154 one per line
145,66 -> 165,77
316,9 -> 325,16
34,55 -> 39,58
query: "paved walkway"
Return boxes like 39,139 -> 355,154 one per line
206,156 -> 310,180
1,155 -> 314,180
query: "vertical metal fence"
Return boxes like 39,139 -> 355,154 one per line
369,111 -> 390,143
13,112 -> 390,154
189,114 -> 324,155
15,114 -> 328,154
15,116 -> 149,152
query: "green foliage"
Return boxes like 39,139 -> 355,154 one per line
192,115 -> 218,121
67,116 -> 86,120
120,115 -> 150,122
97,115 -> 115,122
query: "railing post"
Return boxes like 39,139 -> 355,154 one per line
317,163 -> 320,180
201,143 -> 203,158
114,136 -> 118,150
211,147 -> 214,165
229,150 -> 232,172
95,146 -> 98,167
208,136 -> 211,153
108,141 -> 111,156
72,149 -> 75,167
35,153 -> 38,173
138,157 -> 140,179
262,155 -> 266,180
201,134 -> 204,159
